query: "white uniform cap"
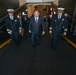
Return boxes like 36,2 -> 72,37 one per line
7,9 -> 14,13
57,7 -> 65,11
22,14 -> 27,16
57,7 -> 65,13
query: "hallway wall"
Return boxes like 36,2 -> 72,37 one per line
27,5 -> 35,18
59,0 -> 76,15
0,0 -> 19,18
53,0 -> 59,6
19,0 -> 26,6
27,5 -> 48,17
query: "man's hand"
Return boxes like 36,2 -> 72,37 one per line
29,30 -> 31,33
42,31 -> 45,35
49,30 -> 52,34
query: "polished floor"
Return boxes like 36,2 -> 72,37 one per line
0,31 -> 76,75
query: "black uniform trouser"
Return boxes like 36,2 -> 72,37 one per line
10,31 -> 19,45
31,33 -> 40,46
52,30 -> 60,48
23,26 -> 28,38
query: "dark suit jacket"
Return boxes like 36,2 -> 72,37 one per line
22,18 -> 29,30
5,16 -> 21,32
29,16 -> 45,34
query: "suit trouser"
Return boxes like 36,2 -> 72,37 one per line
10,31 -> 19,45
52,30 -> 60,48
31,33 -> 40,46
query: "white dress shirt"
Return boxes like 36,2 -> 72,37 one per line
58,15 -> 61,19
35,16 -> 39,21
10,16 -> 14,20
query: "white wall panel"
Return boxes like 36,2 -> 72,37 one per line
53,0 -> 59,6
19,0 -> 26,6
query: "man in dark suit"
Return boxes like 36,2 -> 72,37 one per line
5,9 -> 21,46
49,8 -> 68,49
22,14 -> 29,39
29,10 -> 45,47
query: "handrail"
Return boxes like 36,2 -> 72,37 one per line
0,24 -> 5,30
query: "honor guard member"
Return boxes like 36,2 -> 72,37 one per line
17,14 -> 23,27
49,7 -> 67,49
5,9 -> 21,46
22,14 -> 29,39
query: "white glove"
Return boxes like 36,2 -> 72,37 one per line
42,31 -> 45,35
29,30 -> 31,33
49,30 -> 52,34
8,30 -> 12,34
19,30 -> 22,34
